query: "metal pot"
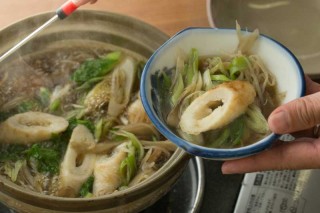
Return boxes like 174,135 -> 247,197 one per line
0,10 -> 190,213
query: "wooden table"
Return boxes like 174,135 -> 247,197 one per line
0,0 -> 210,36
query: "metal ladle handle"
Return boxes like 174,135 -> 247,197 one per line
0,0 -> 86,63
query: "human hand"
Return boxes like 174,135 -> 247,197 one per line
72,0 -> 98,6
57,0 -> 98,19
222,75 -> 320,174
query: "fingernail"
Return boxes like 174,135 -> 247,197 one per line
269,110 -> 289,133
221,162 -> 236,174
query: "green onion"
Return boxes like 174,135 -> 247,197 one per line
3,160 -> 24,182
229,56 -> 249,79
229,115 -> 245,146
245,104 -> 269,134
49,99 -> 61,112
203,69 -> 213,90
38,87 -> 51,106
208,128 -> 230,148
112,130 -> 144,161
185,48 -> 199,85
112,130 -> 144,185
210,74 -> 232,82
208,116 -> 245,148
94,119 -> 114,141
170,73 -> 184,106
120,146 -> 137,185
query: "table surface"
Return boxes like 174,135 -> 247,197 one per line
0,0 -> 210,36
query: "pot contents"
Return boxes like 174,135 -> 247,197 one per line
0,43 -> 176,198
157,24 -> 284,148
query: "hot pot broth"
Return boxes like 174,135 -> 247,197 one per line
0,42 -> 176,198
158,28 -> 283,149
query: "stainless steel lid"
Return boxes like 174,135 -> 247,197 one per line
207,0 -> 320,79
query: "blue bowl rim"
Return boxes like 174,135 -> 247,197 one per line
140,27 -> 306,160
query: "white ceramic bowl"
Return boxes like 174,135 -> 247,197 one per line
140,27 -> 305,160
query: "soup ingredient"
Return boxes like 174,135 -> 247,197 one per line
71,51 -> 121,85
0,111 -> 68,144
127,97 -> 150,124
156,25 -> 280,148
3,160 -> 24,182
179,80 -> 256,135
245,104 -> 269,134
107,57 -> 137,118
0,47 -> 175,198
93,143 -> 128,196
24,143 -> 61,174
57,125 -> 96,197
207,115 -> 246,148
79,175 -> 94,198
84,75 -> 112,112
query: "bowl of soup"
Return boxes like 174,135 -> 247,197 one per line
140,25 -> 305,160
0,10 -> 190,213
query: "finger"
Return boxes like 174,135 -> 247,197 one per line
305,74 -> 320,95
222,138 -> 320,174
290,128 -> 314,138
268,92 -> 320,134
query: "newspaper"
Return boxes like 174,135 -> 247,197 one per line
234,169 -> 320,213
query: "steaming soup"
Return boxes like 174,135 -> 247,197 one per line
0,42 -> 175,198
157,27 -> 283,148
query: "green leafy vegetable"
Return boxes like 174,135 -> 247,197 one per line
24,144 -> 60,174
0,145 -> 27,161
79,176 -> 94,197
71,51 -> 121,85
68,117 -> 95,134
17,100 -> 41,113
75,77 -> 105,91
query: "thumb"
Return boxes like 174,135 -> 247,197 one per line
268,92 -> 320,134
